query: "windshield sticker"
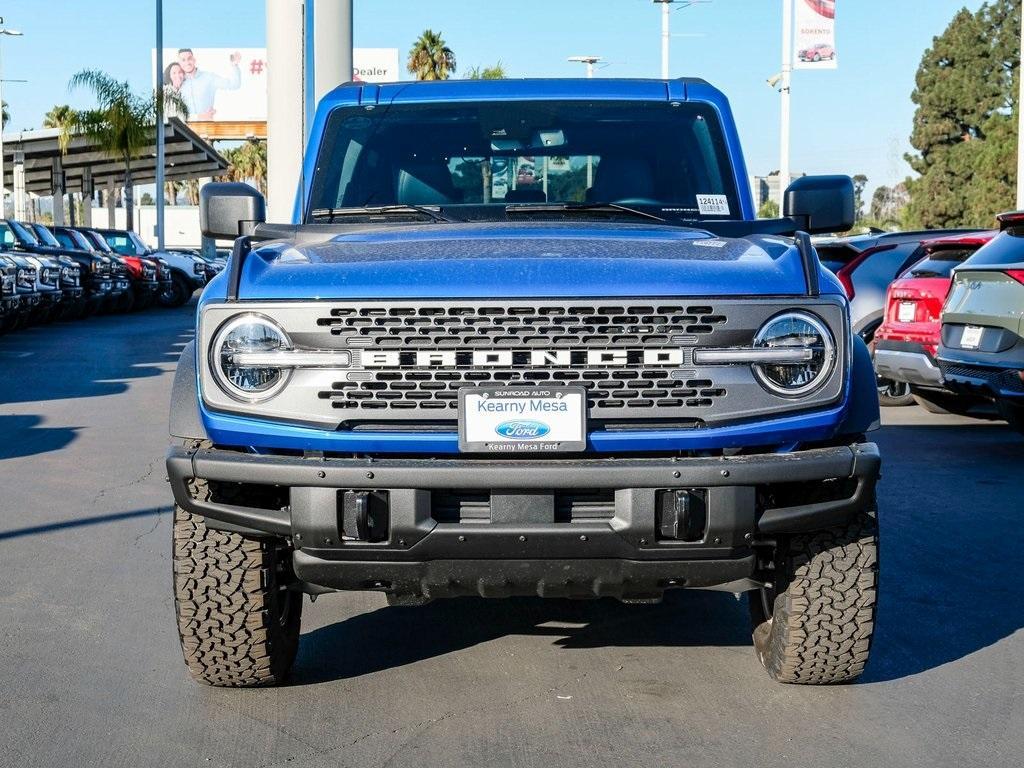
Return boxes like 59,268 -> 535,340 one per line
696,194 -> 731,216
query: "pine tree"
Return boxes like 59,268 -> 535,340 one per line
904,1 -> 1021,227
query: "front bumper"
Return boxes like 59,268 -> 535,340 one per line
874,340 -> 943,386
132,279 -> 160,296
168,441 -> 880,601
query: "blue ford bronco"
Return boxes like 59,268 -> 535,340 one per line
168,78 -> 881,687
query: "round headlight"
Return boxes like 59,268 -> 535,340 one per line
752,312 -> 836,396
211,314 -> 291,401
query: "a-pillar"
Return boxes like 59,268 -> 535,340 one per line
266,0 -> 306,223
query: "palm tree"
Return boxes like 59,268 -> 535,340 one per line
223,140 -> 268,194
43,104 -> 75,130
64,69 -> 186,230
406,30 -> 456,81
467,62 -> 506,80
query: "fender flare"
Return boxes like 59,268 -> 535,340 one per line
169,340 -> 210,441
836,334 -> 881,436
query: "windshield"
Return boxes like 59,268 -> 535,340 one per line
307,100 -> 739,222
32,225 -> 62,248
84,230 -> 113,253
9,220 -> 40,246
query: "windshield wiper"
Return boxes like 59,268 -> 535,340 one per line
505,202 -> 667,223
309,205 -> 458,223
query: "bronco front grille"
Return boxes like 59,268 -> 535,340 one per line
314,302 -> 728,417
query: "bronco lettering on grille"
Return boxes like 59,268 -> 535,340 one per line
361,349 -> 685,368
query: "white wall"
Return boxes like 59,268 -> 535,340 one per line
90,205 -> 201,249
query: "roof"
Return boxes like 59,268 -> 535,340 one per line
320,77 -> 722,109
1,117 -> 228,195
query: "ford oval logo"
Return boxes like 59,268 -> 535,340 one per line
495,420 -> 550,440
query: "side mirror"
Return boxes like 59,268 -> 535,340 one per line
199,182 -> 266,240
783,175 -> 855,235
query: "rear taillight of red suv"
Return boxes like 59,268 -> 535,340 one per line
834,244 -> 897,301
1007,269 -> 1024,285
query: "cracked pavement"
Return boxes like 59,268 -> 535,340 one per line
1,302 -> 1023,768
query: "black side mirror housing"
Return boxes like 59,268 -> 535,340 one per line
783,175 -> 855,235
199,182 -> 266,240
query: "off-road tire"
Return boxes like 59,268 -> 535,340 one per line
172,486 -> 301,687
749,508 -> 879,684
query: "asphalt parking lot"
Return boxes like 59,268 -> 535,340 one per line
1,303 -> 1022,768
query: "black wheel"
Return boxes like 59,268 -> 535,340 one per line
159,274 -> 193,308
912,389 -> 978,416
877,377 -> 914,407
749,507 -> 879,684
999,401 -> 1024,435
173,482 -> 301,687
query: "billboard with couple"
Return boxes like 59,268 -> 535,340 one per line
153,47 -> 401,123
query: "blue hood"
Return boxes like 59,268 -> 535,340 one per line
232,222 -> 828,300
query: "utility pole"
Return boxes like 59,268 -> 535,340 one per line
653,0 -> 709,79
0,21 -> 24,218
155,0 -> 165,247
779,0 -> 793,206
1017,0 -> 1024,208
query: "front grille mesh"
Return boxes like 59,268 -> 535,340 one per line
317,303 -> 727,348
315,302 -> 729,417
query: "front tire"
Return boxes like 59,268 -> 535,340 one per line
749,508 -> 879,684
173,500 -> 301,687
159,274 -> 193,308
999,401 -> 1024,435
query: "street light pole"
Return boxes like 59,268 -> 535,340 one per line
0,23 -> 24,218
779,0 -> 793,206
660,0 -> 670,78
155,0 -> 165,248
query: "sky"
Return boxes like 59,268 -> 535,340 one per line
0,0 -> 987,197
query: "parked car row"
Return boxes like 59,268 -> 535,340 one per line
822,213 -> 1024,434
0,220 -> 221,334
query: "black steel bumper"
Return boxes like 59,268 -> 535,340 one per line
168,442 -> 880,600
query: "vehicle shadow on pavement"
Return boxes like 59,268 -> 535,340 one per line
294,590 -> 750,684
0,505 -> 168,542
0,414 -> 79,461
0,306 -> 194,407
863,422 -> 1024,683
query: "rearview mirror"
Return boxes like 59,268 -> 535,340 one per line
783,175 -> 854,235
199,182 -> 266,240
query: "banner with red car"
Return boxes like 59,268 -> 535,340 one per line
794,0 -> 837,70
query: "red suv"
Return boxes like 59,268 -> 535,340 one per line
798,43 -> 835,63
874,231 -> 994,414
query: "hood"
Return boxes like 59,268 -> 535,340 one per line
235,222 -> 829,300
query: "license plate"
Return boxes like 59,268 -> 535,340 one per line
961,325 -> 984,349
897,301 -> 916,323
458,387 -> 587,453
